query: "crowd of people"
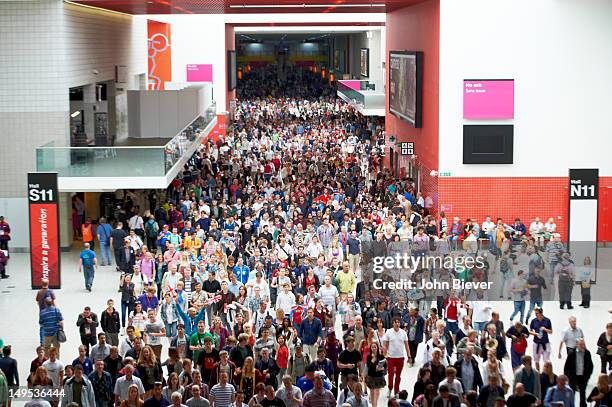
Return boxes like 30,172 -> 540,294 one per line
0,68 -> 611,407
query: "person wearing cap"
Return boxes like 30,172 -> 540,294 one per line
287,344 -> 311,384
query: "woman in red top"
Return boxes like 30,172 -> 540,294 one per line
275,336 -> 290,384
304,269 -> 319,292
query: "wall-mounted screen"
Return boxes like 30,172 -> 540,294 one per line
389,51 -> 423,128
228,50 -> 237,91
463,79 -> 514,119
360,48 -> 369,77
463,125 -> 514,164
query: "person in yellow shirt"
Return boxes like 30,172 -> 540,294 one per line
335,261 -> 356,297
183,231 -> 202,256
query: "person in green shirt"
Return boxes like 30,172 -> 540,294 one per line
189,320 -> 213,364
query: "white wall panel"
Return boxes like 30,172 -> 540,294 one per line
439,0 -> 612,177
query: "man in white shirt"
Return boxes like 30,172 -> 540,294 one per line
119,326 -> 137,358
114,364 -> 145,404
42,347 -> 64,387
529,217 -> 545,247
481,217 -> 495,237
276,283 -> 296,315
276,375 -> 303,407
468,298 -> 492,335
438,367 -> 464,398
382,317 -> 411,398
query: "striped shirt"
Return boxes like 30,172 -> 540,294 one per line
39,306 -> 63,336
210,383 -> 235,407
303,388 -> 336,407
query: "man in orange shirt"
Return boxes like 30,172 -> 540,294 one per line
82,217 -> 95,250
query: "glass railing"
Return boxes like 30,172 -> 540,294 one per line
36,102 -> 216,178
337,80 -> 385,112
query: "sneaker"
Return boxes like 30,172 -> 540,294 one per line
1,275 -> 8,279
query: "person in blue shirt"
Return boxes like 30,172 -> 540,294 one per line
296,365 -> 332,394
39,298 -> 64,356
175,301 -> 207,337
298,308 -> 323,362
233,258 -> 250,285
529,307 -> 553,372
544,375 -> 575,407
96,217 -> 113,266
137,287 -> 159,313
72,345 -> 94,376
79,242 -> 97,292
157,225 -> 171,252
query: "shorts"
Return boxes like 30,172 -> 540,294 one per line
365,376 -> 386,389
533,342 -> 551,363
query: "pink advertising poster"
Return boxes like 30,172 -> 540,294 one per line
186,64 -> 213,82
463,79 -> 514,119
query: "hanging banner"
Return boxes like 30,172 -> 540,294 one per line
147,20 -> 172,90
28,173 -> 61,289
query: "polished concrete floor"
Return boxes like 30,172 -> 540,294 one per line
0,245 -> 610,406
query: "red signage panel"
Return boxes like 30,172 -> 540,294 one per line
28,173 -> 61,289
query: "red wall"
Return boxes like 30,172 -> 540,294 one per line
438,176 -> 612,243
599,177 -> 612,243
385,0 -> 440,204
438,177 -> 569,238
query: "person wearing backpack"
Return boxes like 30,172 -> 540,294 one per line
144,215 -> 159,250
555,253 -> 575,309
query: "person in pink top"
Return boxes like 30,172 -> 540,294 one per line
139,251 -> 156,281
164,244 -> 181,266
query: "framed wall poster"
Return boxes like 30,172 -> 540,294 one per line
360,48 -> 369,77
